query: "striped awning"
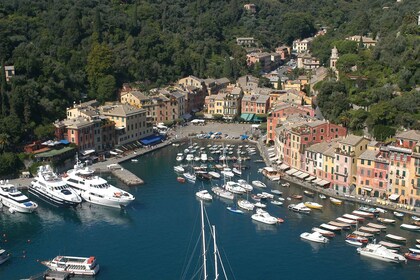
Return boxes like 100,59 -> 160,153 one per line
312,178 -> 322,184
305,176 -> 316,181
317,180 -> 330,187
285,168 -> 298,175
293,171 -> 303,177
297,172 -> 310,179
279,164 -> 290,171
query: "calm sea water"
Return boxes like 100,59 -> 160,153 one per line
1,141 -> 419,280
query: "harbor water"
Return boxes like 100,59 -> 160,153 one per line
1,142 -> 420,279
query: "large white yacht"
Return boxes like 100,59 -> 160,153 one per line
30,165 -> 82,207
0,181 -> 38,213
357,243 -> 407,263
63,159 -> 135,208
41,255 -> 99,276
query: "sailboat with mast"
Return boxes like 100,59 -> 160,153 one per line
182,201 -> 231,279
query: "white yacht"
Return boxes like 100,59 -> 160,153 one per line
237,179 -> 253,192
237,199 -> 255,211
0,181 -> 38,213
251,209 -> 278,225
251,180 -> 266,188
223,181 -> 246,194
200,153 -> 208,162
221,167 -> 235,178
183,172 -> 196,183
176,153 -> 184,161
288,203 -> 311,214
186,154 -> 194,161
211,186 -> 234,200
357,244 -> 407,263
30,165 -> 82,207
63,159 -> 135,208
196,190 -> 212,201
41,255 -> 99,276
173,165 -> 185,173
208,171 -> 221,179
300,231 -> 328,244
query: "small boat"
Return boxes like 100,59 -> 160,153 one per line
412,216 -> 420,221
196,190 -> 213,201
278,197 -> 285,201
211,187 -> 234,200
271,200 -> 283,206
417,239 -> 420,244
0,248 -> 10,265
257,192 -> 274,200
281,183 -> 290,187
346,234 -> 368,243
208,171 -> 221,179
224,181 -> 246,194
319,194 -> 327,199
409,248 -> 420,254
237,179 -> 253,192
183,172 -> 196,183
379,241 -> 401,249
312,227 -> 335,238
352,230 -> 373,238
329,197 -> 342,205
237,199 -> 255,211
174,165 -> 185,173
377,217 -> 396,224
251,194 -> 261,202
393,211 -> 404,218
357,244 -> 406,263
304,202 -> 323,210
346,239 -> 363,247
303,190 -> 315,198
177,177 -> 186,183
300,232 -> 328,244
352,210 -> 374,219
359,226 -> 381,234
404,252 -> 420,261
291,194 -> 303,200
343,214 -> 365,222
254,202 -> 267,208
358,206 -> 379,215
176,153 -> 184,161
251,180 -> 267,188
319,223 -> 341,232
41,255 -> 100,276
271,189 -> 282,195
329,221 -> 351,230
375,207 -> 387,214
131,159 -> 138,162
251,209 -> 278,225
400,224 -> 420,231
366,223 -> 387,231
413,221 -> 420,226
288,203 -> 311,214
196,172 -> 212,181
227,206 -> 244,214
385,234 -> 407,243
337,217 -> 357,225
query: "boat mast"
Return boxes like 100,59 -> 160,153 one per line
213,225 -> 218,280
201,200 -> 208,280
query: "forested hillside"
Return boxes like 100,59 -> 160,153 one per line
0,0 -> 419,174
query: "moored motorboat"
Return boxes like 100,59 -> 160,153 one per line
385,234 -> 407,243
238,199 -> 255,211
343,213 -> 365,222
303,190 -> 315,198
288,203 -> 311,214
329,197 -> 342,205
319,194 -> 327,199
41,255 -> 100,276
319,223 -> 341,231
312,227 -> 335,238
183,172 -> 197,183
408,248 -> 420,254
379,241 -> 401,249
404,252 -> 420,261
412,216 -> 420,221
352,210 -> 374,219
254,202 -> 267,208
393,211 -> 404,218
251,209 -> 278,225
174,165 -> 185,173
304,201 -> 323,210
0,181 -> 38,213
208,171 -> 221,179
227,206 -> 244,214
291,194 -> 303,200
352,230 -> 373,238
359,226 -> 381,234
337,217 -> 357,225
211,187 -> 234,200
224,181 -> 246,194
195,190 -> 213,201
328,221 -> 351,230
377,217 -> 396,224
271,189 -> 282,195
177,177 -> 186,183
270,200 -> 283,206
176,153 -> 184,161
251,180 -> 267,188
400,224 -> 420,231
257,192 -> 274,200
300,231 -> 328,244
357,244 -> 406,263
237,179 -> 253,192
346,234 -> 368,243
366,223 -> 387,231
346,239 -> 363,247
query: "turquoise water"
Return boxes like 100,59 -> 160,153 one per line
1,142 -> 419,279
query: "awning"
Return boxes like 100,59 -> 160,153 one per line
279,164 -> 290,171
297,172 -> 310,179
109,151 -> 118,155
305,176 -> 316,181
285,168 -> 298,175
276,160 -> 282,164
263,167 -> 275,172
140,134 -> 165,146
59,139 -> 70,145
312,178 -> 322,184
182,113 -> 192,120
293,171 -> 303,177
81,149 -> 95,156
268,152 -> 276,158
317,180 -> 330,187
267,147 -> 275,152
362,187 -> 372,192
241,113 -> 254,121
389,194 -> 400,201
269,156 -> 279,162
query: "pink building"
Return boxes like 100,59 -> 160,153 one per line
241,94 -> 270,115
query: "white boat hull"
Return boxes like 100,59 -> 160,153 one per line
0,197 -> 37,213
81,192 -> 133,208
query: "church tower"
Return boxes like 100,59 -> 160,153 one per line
330,46 -> 339,70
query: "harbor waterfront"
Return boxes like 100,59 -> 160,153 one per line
1,141 -> 420,279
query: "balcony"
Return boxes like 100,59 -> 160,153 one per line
335,147 -> 355,157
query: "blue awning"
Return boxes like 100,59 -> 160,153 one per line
240,134 -> 249,140
139,135 -> 165,145
60,139 -> 70,145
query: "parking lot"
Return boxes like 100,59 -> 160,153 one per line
171,122 -> 259,140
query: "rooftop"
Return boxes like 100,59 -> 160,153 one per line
340,134 -> 366,146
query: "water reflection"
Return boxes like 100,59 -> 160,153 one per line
75,203 -> 133,226
252,220 -> 278,233
300,238 -> 327,252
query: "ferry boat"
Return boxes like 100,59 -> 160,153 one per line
357,244 -> 406,263
0,181 -> 38,213
41,255 -> 100,276
63,158 -> 135,208
30,165 -> 82,207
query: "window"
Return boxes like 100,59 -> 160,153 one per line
361,159 -> 365,164
366,180 -> 369,186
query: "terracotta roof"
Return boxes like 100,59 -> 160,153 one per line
396,130 -> 420,142
339,134 -> 366,146
359,149 -> 379,161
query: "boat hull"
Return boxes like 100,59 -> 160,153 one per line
81,192 -> 133,208
0,196 -> 37,213
29,187 -> 79,208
